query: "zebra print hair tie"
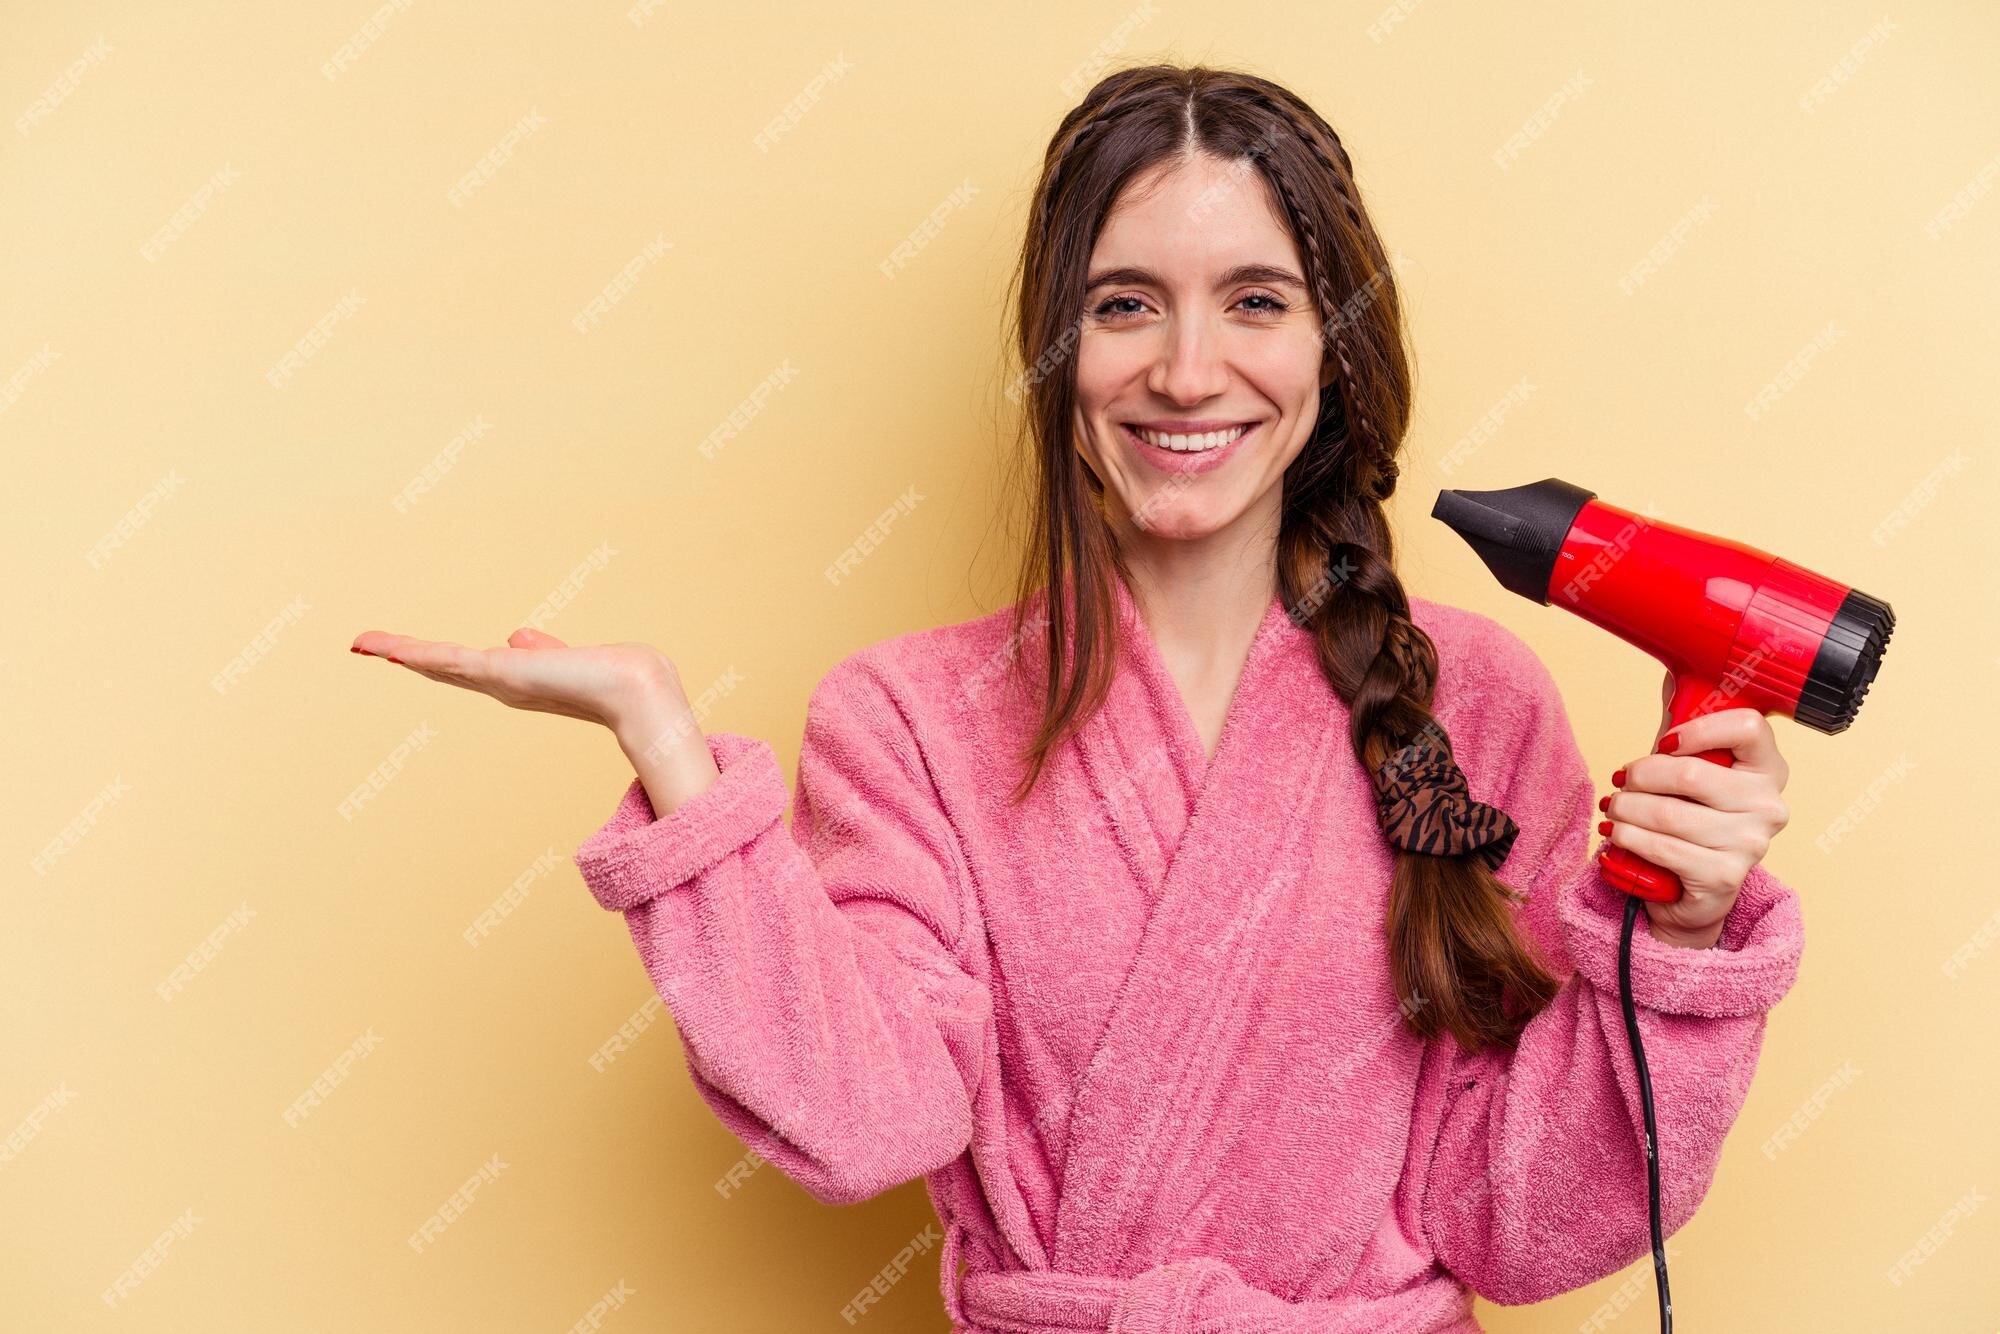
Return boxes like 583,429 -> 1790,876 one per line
1370,740 -> 1519,872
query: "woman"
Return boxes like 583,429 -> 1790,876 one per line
352,64 -> 1801,1334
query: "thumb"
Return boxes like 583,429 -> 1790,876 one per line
507,627 -> 568,650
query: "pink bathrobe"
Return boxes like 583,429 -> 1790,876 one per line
572,573 -> 1805,1333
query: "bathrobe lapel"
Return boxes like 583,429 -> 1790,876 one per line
1054,575 -> 1345,1269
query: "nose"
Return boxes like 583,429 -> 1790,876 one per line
1145,311 -> 1232,405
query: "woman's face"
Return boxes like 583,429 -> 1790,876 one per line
1071,151 -> 1334,545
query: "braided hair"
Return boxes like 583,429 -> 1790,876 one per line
1003,64 -> 1559,1053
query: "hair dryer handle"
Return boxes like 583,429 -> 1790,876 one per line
1598,674 -> 1743,904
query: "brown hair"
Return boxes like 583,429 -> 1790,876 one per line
998,63 -> 1559,1054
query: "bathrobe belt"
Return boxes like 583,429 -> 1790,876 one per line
954,1254 -> 1482,1334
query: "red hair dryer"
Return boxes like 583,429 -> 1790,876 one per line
1432,478 -> 1896,903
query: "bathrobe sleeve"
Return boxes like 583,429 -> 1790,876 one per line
571,654 -> 992,1207
1418,628 -> 1805,1305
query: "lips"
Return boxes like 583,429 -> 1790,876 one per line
1119,421 -> 1260,476
1123,421 -> 1258,452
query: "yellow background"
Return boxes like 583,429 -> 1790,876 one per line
8,1 -> 1995,1329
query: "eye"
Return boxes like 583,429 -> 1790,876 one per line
1091,295 -> 1149,321
1237,290 -> 1290,315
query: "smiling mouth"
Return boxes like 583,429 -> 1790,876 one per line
1121,422 -> 1258,453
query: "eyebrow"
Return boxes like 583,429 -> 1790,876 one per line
1084,263 -> 1309,294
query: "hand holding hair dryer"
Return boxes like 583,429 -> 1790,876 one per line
1431,478 -> 1896,904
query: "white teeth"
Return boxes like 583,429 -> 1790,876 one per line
1133,423 -> 1251,452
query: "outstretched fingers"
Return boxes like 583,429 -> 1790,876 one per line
350,632 -> 496,693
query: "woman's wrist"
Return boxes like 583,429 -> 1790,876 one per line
610,681 -> 719,820
1645,914 -> 1725,950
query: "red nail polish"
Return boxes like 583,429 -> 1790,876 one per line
351,647 -> 370,655
1597,820 -> 1613,835
1660,730 -> 1680,754
1611,768 -> 1626,787
386,656 -> 403,664
1598,795 -> 1610,811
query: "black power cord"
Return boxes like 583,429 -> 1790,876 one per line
1619,893 -> 1673,1332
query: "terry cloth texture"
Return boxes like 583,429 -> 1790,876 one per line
573,572 -> 1804,1333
